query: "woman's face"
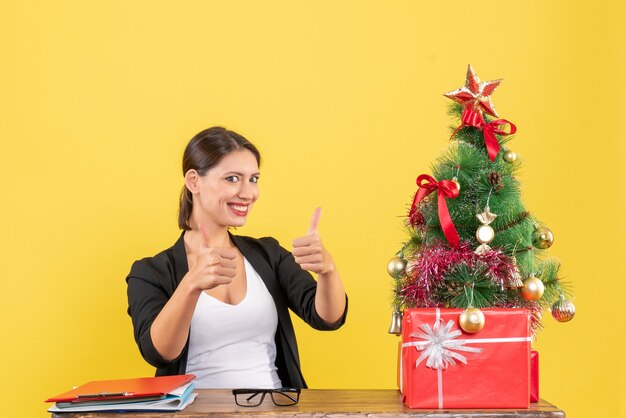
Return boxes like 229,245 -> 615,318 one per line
193,149 -> 260,230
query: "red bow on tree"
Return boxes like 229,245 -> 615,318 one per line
409,174 -> 460,247
452,107 -> 517,162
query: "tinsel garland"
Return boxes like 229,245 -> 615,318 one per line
401,241 -> 517,306
399,240 -> 543,332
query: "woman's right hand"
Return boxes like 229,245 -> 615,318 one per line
187,224 -> 238,291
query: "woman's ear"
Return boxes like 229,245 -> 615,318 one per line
184,170 -> 200,194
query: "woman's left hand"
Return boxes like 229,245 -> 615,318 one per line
292,208 -> 336,275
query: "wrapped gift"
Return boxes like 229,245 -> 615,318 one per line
530,350 -> 539,402
401,308 -> 531,409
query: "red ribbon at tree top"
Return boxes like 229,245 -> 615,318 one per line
409,174 -> 460,247
452,107 -> 517,162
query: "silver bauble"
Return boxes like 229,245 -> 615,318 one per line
551,297 -> 575,322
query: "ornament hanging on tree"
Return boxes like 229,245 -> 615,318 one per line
387,256 -> 407,278
475,207 -> 497,255
532,225 -> 554,249
551,295 -> 576,322
509,256 -> 524,288
458,284 -> 485,333
387,254 -> 406,335
388,310 -> 403,335
459,307 -> 485,333
503,149 -> 517,163
521,273 -> 545,301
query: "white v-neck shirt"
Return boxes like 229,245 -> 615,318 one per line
186,258 -> 282,389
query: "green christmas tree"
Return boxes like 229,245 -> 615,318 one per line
388,65 -> 575,335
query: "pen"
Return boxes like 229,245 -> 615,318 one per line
77,392 -> 134,398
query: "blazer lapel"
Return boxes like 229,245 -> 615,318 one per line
171,232 -> 189,288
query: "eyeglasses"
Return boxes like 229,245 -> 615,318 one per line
232,388 -> 301,407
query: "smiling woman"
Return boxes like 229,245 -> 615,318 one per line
126,127 -> 348,390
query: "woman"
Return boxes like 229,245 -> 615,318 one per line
126,127 -> 347,389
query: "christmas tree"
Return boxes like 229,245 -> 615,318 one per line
388,65 -> 575,336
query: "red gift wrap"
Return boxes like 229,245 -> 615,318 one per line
530,350 -> 539,402
401,308 -> 531,409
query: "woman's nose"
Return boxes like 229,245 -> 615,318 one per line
237,182 -> 256,200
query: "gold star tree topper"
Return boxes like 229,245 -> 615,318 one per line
444,65 -> 502,118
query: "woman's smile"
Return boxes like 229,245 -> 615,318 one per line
228,202 -> 250,217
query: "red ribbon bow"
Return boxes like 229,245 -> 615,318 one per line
453,107 -> 517,162
409,174 -> 460,247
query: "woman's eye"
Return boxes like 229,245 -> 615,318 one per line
225,176 -> 239,183
250,176 -> 259,184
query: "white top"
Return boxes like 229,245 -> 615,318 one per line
186,258 -> 282,389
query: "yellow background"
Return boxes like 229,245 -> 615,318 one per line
1,1 -> 624,417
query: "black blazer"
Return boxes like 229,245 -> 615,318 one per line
126,232 -> 348,388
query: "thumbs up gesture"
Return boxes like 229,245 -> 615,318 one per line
292,208 -> 335,275
188,224 -> 238,290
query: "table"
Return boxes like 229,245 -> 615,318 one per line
50,389 -> 565,417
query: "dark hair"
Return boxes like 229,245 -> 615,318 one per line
178,126 -> 261,230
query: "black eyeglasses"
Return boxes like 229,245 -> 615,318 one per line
232,388 -> 301,407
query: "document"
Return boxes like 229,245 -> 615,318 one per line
46,374 -> 197,412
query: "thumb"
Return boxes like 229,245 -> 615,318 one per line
198,224 -> 211,248
307,207 -> 322,236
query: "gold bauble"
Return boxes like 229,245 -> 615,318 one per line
387,256 -> 407,278
503,149 -> 517,163
452,176 -> 461,193
459,308 -> 485,333
532,226 -> 554,249
476,224 -> 495,244
521,275 -> 545,301
551,296 -> 575,322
